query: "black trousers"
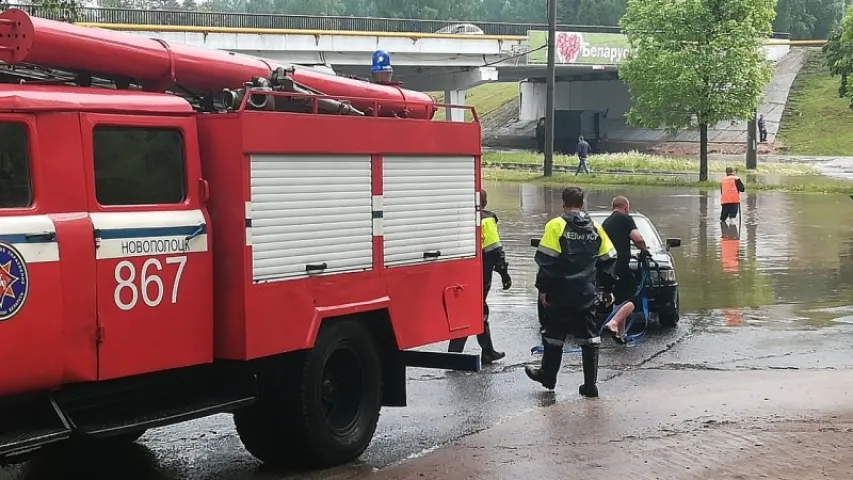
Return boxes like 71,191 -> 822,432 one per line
759,129 -> 767,142
535,300 -> 600,389
537,301 -> 600,346
613,266 -> 638,305
720,203 -> 739,222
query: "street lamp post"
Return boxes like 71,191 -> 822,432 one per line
543,0 -> 557,177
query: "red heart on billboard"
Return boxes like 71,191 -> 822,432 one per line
556,32 -> 584,63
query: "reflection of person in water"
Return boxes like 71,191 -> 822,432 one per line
720,222 -> 740,274
720,222 -> 744,326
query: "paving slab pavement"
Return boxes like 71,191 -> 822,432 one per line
363,369 -> 853,479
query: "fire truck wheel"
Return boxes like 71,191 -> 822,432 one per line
235,319 -> 383,467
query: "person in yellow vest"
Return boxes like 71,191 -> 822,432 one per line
448,190 -> 511,365
526,187 -> 618,396
720,167 -> 745,222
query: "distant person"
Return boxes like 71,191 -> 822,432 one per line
720,167 -> 745,222
601,196 -> 651,343
575,136 -> 591,175
758,114 -> 767,143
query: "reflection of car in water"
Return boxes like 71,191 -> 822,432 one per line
434,24 -> 485,34
588,212 -> 682,327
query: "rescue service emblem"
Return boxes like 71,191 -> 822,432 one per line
0,242 -> 28,321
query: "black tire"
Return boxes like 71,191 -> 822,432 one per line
659,290 -> 680,328
235,319 -> 383,468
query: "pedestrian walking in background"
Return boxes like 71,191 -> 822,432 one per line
575,136 -> 591,175
758,114 -> 767,143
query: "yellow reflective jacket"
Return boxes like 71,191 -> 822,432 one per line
535,211 -> 617,309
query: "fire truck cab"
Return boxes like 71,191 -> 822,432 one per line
0,9 -> 485,469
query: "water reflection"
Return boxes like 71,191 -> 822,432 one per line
485,181 -> 853,329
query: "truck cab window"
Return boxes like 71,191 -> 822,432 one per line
93,126 -> 186,206
0,122 -> 32,209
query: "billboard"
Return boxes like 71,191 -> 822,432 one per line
527,30 -> 631,65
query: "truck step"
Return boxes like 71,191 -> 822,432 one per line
72,394 -> 255,438
0,395 -> 71,458
57,365 -> 257,439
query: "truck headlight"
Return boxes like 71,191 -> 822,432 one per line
656,269 -> 676,283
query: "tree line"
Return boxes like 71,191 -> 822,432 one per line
14,0 -> 845,38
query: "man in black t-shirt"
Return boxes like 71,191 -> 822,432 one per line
601,196 -> 651,341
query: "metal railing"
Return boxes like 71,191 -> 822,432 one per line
1,4 -> 791,38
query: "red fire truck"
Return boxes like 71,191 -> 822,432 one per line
0,9 -> 484,468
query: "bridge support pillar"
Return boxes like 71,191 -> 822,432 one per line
444,89 -> 467,122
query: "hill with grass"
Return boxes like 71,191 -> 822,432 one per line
776,50 -> 853,156
430,84 -> 520,138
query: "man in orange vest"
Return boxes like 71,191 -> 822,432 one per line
720,167 -> 745,222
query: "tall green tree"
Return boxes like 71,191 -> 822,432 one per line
774,0 -> 844,39
823,7 -> 853,106
619,0 -> 776,181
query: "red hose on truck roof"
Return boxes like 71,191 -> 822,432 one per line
0,8 -> 436,119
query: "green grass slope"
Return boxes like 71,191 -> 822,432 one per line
778,51 -> 853,156
430,83 -> 518,122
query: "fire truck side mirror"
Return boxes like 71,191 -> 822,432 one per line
530,238 -> 540,248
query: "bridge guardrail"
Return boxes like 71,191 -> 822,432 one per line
1,4 -> 791,39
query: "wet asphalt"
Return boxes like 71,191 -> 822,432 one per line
5,177 -> 853,479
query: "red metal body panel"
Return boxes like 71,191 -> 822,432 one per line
36,113 -> 98,385
0,255 -> 65,396
199,112 -> 484,360
53,214 -> 99,384
196,115 -> 249,358
78,113 -> 215,381
0,114 -> 73,395
0,85 -> 194,114
0,9 -> 436,119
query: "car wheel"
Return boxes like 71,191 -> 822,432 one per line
659,289 -> 679,328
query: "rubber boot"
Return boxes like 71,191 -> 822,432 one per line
579,344 -> 600,398
525,342 -> 562,390
477,319 -> 505,365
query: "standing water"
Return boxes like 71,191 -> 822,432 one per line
484,181 -> 853,331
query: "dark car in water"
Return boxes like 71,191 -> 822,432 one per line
587,211 -> 682,327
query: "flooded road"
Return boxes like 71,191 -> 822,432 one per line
5,182 -> 853,479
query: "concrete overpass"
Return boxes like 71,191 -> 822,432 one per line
7,5 -> 801,138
